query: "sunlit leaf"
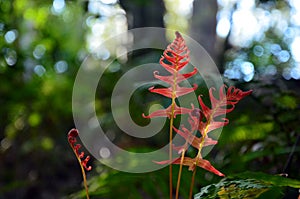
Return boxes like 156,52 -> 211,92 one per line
194,171 -> 300,199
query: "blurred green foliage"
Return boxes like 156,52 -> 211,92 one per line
70,164 -> 194,199
0,0 -> 299,199
0,0 -> 87,198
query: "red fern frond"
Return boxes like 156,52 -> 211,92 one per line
142,32 -> 199,199
143,32 -> 198,118
159,31 -> 190,73
68,129 -> 92,199
159,85 -> 252,176
68,129 -> 92,171
142,31 -> 253,198
148,84 -> 198,99
173,157 -> 225,176
154,157 -> 224,177
142,103 -> 192,119
198,85 -> 253,136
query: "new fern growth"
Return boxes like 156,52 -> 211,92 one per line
68,31 -> 252,199
143,31 -> 198,199
143,32 -> 252,199
68,129 -> 92,199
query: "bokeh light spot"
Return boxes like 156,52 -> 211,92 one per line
217,18 -> 231,38
34,65 -> 46,77
270,43 -> 281,55
277,50 -> 290,63
99,147 -> 111,159
100,0 -> 117,4
52,0 -> 65,14
4,48 -> 17,66
291,65 -> 300,79
4,30 -> 18,43
241,61 -> 254,82
253,45 -> 264,57
33,44 -> 46,59
290,36 -> 300,62
1,138 -> 11,151
282,67 -> 291,80
241,61 -> 254,75
54,60 -> 68,73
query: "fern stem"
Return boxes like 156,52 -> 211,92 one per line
169,122 -> 173,199
189,120 -> 210,199
189,166 -> 197,199
176,149 -> 186,199
69,141 -> 90,199
79,161 -> 90,199
169,57 -> 180,199
169,101 -> 175,199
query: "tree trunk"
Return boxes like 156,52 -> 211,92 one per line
190,0 -> 219,65
119,0 -> 165,29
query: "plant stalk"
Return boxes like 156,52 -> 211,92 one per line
188,116 -> 210,199
70,142 -> 90,199
79,161 -> 90,199
189,166 -> 197,199
169,64 -> 179,199
169,103 -> 175,199
176,148 -> 186,199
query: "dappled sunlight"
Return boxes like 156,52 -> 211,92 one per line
33,44 -> 46,60
4,29 -> 18,43
51,0 -> 66,14
86,1 -> 127,63
224,60 -> 255,82
54,60 -> 68,74
3,48 -> 17,66
216,17 -> 231,38
33,64 -> 46,77
220,122 -> 274,144
164,0 -> 194,39
100,0 -> 118,5
290,36 -> 300,62
217,0 -> 300,81
231,9 -> 259,47
0,1 -> 299,198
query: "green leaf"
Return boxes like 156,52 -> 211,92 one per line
194,178 -> 271,199
194,171 -> 300,199
230,171 -> 300,188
